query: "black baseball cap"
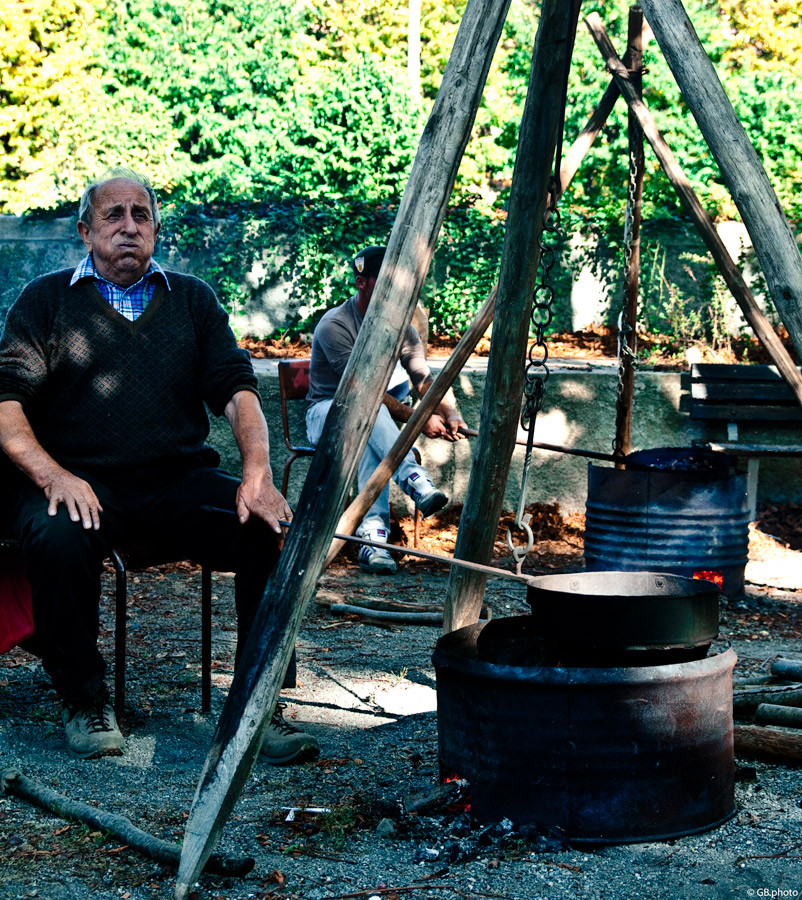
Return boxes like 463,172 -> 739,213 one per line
352,245 -> 386,280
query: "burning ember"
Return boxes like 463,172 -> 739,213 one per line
442,774 -> 471,812
694,569 -> 724,589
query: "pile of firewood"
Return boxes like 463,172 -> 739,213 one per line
733,658 -> 802,764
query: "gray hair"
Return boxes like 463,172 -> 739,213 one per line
78,167 -> 160,228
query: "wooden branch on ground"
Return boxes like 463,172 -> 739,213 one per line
585,12 -> 802,407
330,604 -> 444,625
329,603 -> 490,625
734,725 -> 802,764
0,769 -> 254,877
315,593 -> 442,614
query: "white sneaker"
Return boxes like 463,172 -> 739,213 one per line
407,472 -> 448,518
357,526 -> 397,574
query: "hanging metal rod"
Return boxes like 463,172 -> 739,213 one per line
458,426 -> 621,463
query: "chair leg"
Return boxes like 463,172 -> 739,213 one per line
111,549 -> 127,728
201,566 -> 212,713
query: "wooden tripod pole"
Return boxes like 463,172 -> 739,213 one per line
613,6 -> 645,461
586,13 -> 802,406
636,0 -> 802,359
174,0 -> 513,894
443,0 -> 583,635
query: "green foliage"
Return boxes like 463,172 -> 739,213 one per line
4,0 -> 802,347
426,203 -> 504,334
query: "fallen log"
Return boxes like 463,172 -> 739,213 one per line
0,768 -> 254,877
331,604 -> 443,625
329,603 -> 491,625
316,594 -> 442,614
734,725 -> 802,764
733,685 -> 802,717
754,704 -> 802,730
770,658 -> 802,684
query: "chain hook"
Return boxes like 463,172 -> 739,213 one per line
506,513 -> 534,576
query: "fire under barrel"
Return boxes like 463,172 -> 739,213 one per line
433,619 -> 736,843
584,448 -> 750,599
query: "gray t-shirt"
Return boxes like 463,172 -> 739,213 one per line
307,295 -> 430,404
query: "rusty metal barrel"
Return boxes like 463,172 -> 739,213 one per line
433,621 -> 736,843
584,450 -> 750,599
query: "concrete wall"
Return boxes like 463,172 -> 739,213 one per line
0,214 -> 774,339
207,361 -> 802,517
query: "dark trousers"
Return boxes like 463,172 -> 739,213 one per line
11,462 -> 282,707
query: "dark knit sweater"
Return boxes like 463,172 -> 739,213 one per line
0,268 -> 258,469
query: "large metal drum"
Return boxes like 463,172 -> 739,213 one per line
433,621 -> 736,843
584,449 -> 750,599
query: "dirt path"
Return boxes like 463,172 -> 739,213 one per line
0,522 -> 801,900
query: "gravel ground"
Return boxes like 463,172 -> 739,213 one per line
0,529 -> 801,900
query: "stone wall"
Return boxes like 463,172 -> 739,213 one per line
0,214 -> 775,340
207,362 -> 802,516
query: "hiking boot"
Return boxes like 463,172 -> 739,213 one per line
260,702 -> 320,765
408,473 -> 448,518
62,694 -> 125,759
356,526 -> 397,574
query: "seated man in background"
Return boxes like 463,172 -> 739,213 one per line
0,168 -> 318,765
306,245 -> 466,573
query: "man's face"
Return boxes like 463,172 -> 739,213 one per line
77,179 -> 160,287
355,274 -> 378,311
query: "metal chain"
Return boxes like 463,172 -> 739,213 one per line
506,181 -> 561,574
612,132 -> 641,458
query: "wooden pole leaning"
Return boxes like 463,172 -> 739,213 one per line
173,0 -> 514,895
613,6 -> 645,461
585,14 -> 802,407
442,0 -> 583,635
558,19 -> 652,191
636,0 -> 802,359
323,286 -> 496,569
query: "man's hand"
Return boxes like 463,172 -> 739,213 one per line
422,411 -> 468,442
0,400 -> 103,530
43,470 -> 103,530
236,468 -> 293,538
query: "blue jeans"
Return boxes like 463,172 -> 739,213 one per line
306,397 -> 429,532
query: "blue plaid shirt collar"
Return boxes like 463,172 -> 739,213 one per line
71,255 -> 170,321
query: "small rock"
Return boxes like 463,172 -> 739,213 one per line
414,846 -> 440,863
376,818 -> 396,838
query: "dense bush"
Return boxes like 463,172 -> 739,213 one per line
3,0 -> 801,346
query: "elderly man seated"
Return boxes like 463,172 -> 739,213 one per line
0,168 -> 318,765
